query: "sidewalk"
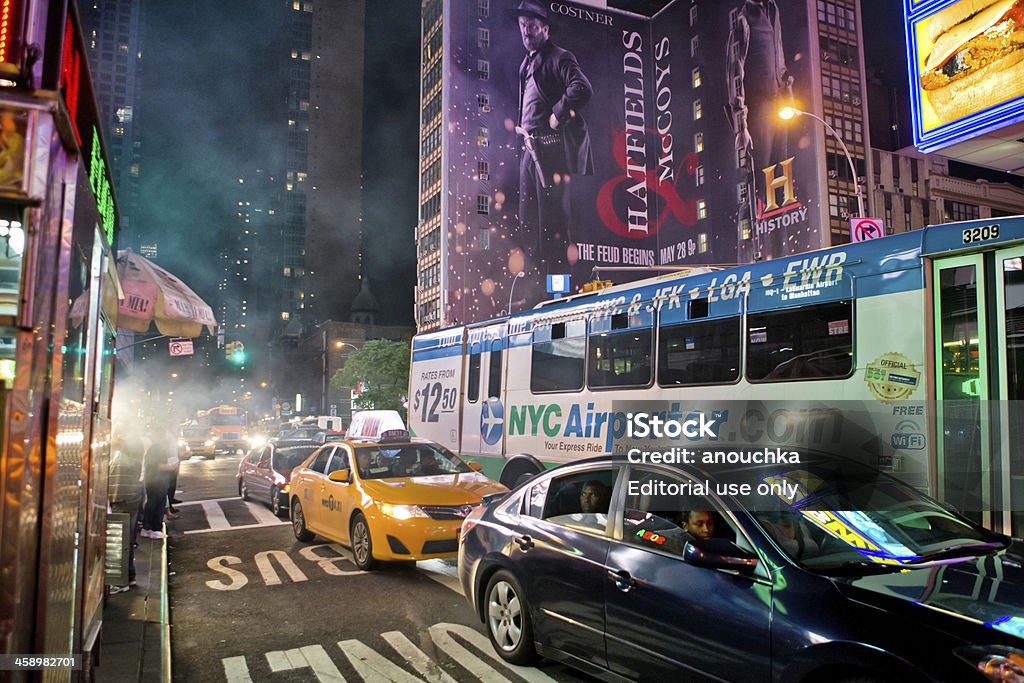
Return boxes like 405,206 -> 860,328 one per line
96,525 -> 172,683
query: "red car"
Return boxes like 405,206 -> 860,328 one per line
237,440 -> 321,516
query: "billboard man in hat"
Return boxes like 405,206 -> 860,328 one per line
726,0 -> 794,258
514,0 -> 593,274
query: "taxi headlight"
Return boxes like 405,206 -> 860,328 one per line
379,503 -> 429,520
204,439 -> 215,447
956,645 -> 1024,681
249,435 -> 267,448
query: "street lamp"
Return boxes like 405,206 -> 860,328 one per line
321,333 -> 360,416
508,271 -> 525,315
778,106 -> 865,218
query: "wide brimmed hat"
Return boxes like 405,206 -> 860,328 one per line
513,0 -> 549,22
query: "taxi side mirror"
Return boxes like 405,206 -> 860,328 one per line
467,461 -> 483,472
328,469 -> 350,483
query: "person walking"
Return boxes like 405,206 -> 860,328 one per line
108,424 -> 145,592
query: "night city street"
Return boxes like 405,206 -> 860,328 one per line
166,454 -> 587,682
4,0 -> 1024,681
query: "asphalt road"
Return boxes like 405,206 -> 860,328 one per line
168,452 -> 592,682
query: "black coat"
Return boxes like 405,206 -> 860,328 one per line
518,41 -> 594,176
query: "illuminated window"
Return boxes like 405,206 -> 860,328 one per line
301,51 -> 311,61
291,50 -> 298,59
477,127 -> 489,147
699,232 -> 708,253
697,200 -> 707,220
477,93 -> 490,112
304,2 -> 313,11
692,68 -> 701,88
693,99 -> 702,120
478,28 -> 490,48
293,1 -> 300,9
477,195 -> 490,215
281,311 -> 290,320
478,160 -> 489,180
477,60 -> 489,80
694,132 -> 704,153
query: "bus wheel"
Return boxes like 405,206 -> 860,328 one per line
499,457 -> 542,489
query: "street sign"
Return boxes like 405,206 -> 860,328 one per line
547,274 -> 570,294
330,404 -> 337,416
850,217 -> 885,243
169,338 -> 194,356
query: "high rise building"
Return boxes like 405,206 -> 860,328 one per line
282,0 -> 365,324
415,0 -> 876,331
79,0 -> 145,250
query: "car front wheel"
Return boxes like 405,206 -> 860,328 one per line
350,512 -> 377,571
291,500 -> 314,541
239,478 -> 249,501
485,570 -> 537,665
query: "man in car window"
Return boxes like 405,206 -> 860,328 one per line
683,510 -> 715,541
580,480 -> 611,514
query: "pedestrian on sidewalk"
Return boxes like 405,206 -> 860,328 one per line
108,423 -> 145,592
141,420 -> 176,540
166,427 -> 181,515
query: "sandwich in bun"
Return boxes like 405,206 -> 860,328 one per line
919,0 -> 1024,124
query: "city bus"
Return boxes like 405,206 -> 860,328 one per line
197,405 -> 249,454
409,215 -> 1024,535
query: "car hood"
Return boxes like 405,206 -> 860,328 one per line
359,472 -> 507,506
838,543 -> 1024,640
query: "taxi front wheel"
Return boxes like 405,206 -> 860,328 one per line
291,500 -> 314,541
350,512 -> 377,571
485,570 -> 538,665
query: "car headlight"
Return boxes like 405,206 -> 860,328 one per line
379,503 -> 429,520
204,439 -> 215,447
249,435 -> 267,448
178,439 -> 187,448
956,645 -> 1024,682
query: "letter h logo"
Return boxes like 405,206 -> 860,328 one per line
761,157 -> 797,212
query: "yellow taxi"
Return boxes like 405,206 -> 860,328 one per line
287,435 -> 507,569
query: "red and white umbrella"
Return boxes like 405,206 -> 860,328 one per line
115,249 -> 216,337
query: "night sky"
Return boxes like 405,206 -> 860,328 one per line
134,0 -> 919,329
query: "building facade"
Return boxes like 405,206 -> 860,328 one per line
281,0 -> 365,324
79,0 -> 144,250
414,0 -> 876,331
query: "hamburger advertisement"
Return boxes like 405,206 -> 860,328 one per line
909,0 -> 1024,148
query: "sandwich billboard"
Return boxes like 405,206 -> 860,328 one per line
441,0 -> 825,325
907,0 -> 1024,152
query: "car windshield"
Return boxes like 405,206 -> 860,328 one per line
182,427 -> 206,438
748,462 -> 1006,572
274,445 -> 320,471
353,443 -> 472,480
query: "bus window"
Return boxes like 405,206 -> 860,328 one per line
467,353 -> 481,403
531,320 -> 586,393
746,301 -> 854,382
487,342 -> 502,399
658,317 -> 741,386
588,327 -> 653,388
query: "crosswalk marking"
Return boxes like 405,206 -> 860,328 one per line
202,501 -> 231,531
177,496 -> 241,507
246,501 -> 286,525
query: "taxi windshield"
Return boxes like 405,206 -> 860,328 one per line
353,444 -> 472,480
749,462 -> 1005,572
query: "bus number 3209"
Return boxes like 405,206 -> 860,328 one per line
962,224 -> 999,244
413,382 -> 458,422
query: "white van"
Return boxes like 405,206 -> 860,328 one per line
346,410 -> 406,440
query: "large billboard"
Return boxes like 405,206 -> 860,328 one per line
907,0 -> 1024,152
442,0 -> 824,324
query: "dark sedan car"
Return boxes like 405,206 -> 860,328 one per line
458,454 -> 1024,682
237,440 -> 320,516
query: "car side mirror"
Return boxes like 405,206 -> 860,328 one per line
328,469 -> 350,483
467,461 -> 483,472
683,538 -> 758,573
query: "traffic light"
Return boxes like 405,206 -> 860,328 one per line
225,341 -> 246,365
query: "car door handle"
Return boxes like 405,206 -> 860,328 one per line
514,535 -> 534,551
608,568 -> 636,592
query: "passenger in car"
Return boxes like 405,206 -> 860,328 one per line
579,480 -> 611,514
683,510 -> 715,541
764,513 -> 820,559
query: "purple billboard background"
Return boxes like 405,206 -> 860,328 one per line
443,0 -> 824,325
